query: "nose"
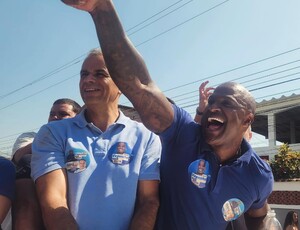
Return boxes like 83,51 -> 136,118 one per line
83,73 -> 96,83
208,103 -> 221,112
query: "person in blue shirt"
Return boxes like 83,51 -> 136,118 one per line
60,1 -> 273,229
31,49 -> 161,230
0,157 -> 15,226
11,98 -> 81,230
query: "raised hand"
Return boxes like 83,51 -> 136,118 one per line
198,81 -> 214,113
61,0 -> 99,12
194,81 -> 214,123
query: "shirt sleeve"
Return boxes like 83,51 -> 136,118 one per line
249,157 -> 274,210
160,104 -> 195,146
0,157 -> 15,200
31,125 -> 65,182
138,132 -> 161,181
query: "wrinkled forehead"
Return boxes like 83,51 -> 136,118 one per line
212,84 -> 254,112
213,84 -> 243,97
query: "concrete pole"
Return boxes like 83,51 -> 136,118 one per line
268,113 -> 276,146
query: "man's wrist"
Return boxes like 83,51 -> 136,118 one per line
196,107 -> 203,116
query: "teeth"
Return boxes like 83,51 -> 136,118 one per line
85,88 -> 99,92
208,117 -> 224,124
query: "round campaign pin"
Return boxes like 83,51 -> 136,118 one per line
188,159 -> 211,188
222,198 -> 245,221
65,148 -> 90,173
108,142 -> 133,165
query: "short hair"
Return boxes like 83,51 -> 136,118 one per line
53,98 -> 81,114
86,48 -> 103,58
216,82 -> 256,114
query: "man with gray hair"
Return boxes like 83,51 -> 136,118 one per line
31,49 -> 161,230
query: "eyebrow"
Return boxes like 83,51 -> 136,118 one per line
80,69 -> 109,76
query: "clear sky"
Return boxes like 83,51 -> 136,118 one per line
1,0 -> 300,157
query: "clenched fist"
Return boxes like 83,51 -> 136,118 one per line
61,0 -> 100,12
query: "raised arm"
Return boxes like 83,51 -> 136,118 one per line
62,0 -> 173,133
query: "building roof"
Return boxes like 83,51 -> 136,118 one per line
119,104 -> 141,122
252,94 -> 300,143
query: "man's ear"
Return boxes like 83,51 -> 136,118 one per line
243,113 -> 254,127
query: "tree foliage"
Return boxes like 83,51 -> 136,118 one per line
270,143 -> 300,181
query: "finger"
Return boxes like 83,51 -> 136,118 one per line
62,0 -> 85,5
199,81 -> 209,91
204,86 -> 214,92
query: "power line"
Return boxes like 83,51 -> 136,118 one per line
120,56 -> 300,107
128,0 -> 194,36
250,76 -> 300,92
126,0 -> 186,32
0,0 -> 228,112
162,47 -> 300,93
169,60 -> 300,102
0,73 -> 78,111
135,0 -> 230,47
246,71 -> 300,89
0,56 -> 84,101
0,1 -> 194,102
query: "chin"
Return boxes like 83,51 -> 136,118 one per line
205,135 -> 223,147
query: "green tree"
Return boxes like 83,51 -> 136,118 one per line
270,143 -> 300,181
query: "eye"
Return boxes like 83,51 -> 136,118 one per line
95,70 -> 109,78
220,100 -> 233,108
208,97 -> 215,105
59,112 -> 71,118
80,71 -> 89,79
95,72 -> 104,78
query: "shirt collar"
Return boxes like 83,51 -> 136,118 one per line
73,108 -> 129,128
198,138 -> 253,165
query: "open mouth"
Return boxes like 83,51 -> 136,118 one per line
84,88 -> 100,92
207,117 -> 224,131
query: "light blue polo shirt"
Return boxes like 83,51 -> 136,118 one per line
31,110 -> 161,230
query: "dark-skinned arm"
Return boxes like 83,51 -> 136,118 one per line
244,202 -> 270,230
62,0 -> 173,134
130,180 -> 159,230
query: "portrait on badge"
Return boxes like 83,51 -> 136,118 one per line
110,142 -> 132,165
188,159 -> 211,188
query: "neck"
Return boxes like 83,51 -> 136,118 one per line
85,104 -> 119,131
213,142 -> 242,163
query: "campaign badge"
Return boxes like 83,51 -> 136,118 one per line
108,142 -> 133,165
222,198 -> 245,221
65,148 -> 90,173
188,159 -> 211,188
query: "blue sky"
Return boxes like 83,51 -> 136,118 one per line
1,0 -> 300,157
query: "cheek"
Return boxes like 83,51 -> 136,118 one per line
228,110 -> 244,124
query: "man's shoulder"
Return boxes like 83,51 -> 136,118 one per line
121,113 -> 153,132
46,116 -> 79,129
246,148 -> 273,184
